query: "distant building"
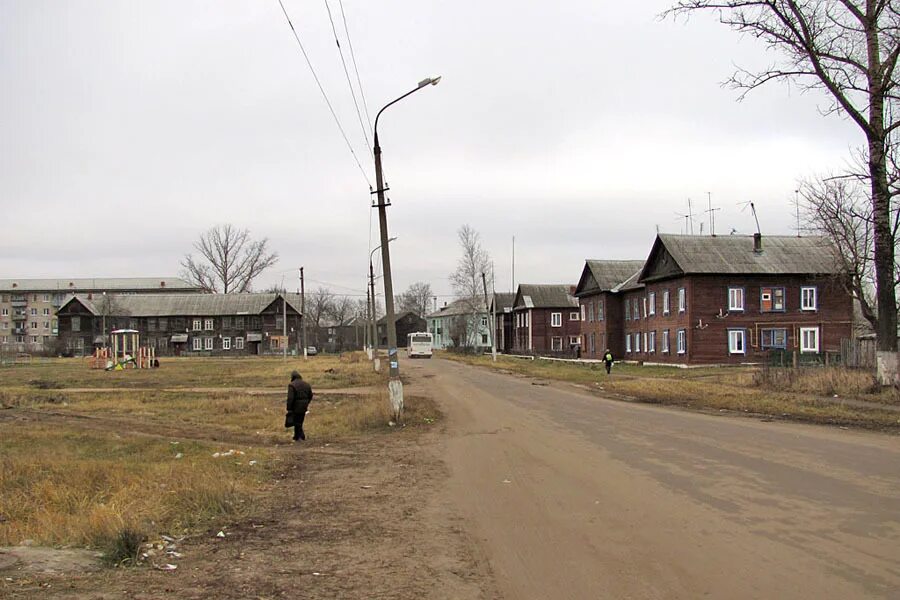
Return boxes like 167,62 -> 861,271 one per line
574,259 -> 645,359
427,299 -> 491,351
377,311 -> 427,349
490,292 -> 516,354
0,277 -> 201,354
56,293 -> 301,356
319,317 -> 368,353
511,284 -> 581,356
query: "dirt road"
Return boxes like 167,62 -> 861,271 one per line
414,357 -> 900,599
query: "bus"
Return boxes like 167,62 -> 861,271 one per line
407,332 -> 434,359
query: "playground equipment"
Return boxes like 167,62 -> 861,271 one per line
89,329 -> 156,370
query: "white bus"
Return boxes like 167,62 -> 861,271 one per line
407,332 -> 434,359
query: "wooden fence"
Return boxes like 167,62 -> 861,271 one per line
841,337 -> 876,369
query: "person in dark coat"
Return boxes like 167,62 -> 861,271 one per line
603,349 -> 614,375
286,370 -> 314,441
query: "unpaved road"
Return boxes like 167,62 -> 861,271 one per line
414,357 -> 900,599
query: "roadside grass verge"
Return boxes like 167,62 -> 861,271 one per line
442,353 -> 900,430
0,353 -> 383,391
0,422 -> 272,552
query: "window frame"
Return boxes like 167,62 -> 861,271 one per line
662,289 -> 670,315
204,337 -> 214,351
648,292 -> 656,316
625,334 -> 632,353
569,312 -> 579,321
761,328 -> 787,349
678,287 -> 686,313
204,318 -> 214,331
634,332 -> 641,353
662,329 -> 670,353
728,287 -> 745,312
728,329 -> 746,354
222,337 -> 231,350
596,299 -> 604,321
192,337 -> 202,351
760,286 -> 786,312
676,329 -> 686,354
800,326 -> 820,353
192,319 -> 202,331
235,337 -> 244,350
648,330 -> 656,353
551,312 -> 562,328
800,286 -> 818,311
551,336 -> 563,351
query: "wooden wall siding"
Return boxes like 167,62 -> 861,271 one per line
621,274 -> 851,365
642,246 -> 683,282
512,307 -> 580,355
579,292 -> 626,358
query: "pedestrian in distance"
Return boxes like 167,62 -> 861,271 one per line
603,349 -> 614,375
285,370 -> 314,442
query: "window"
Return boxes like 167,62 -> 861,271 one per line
662,290 -> 670,315
624,300 -> 631,320
235,337 -> 244,350
250,316 -> 261,329
662,329 -> 670,353
596,300 -> 604,321
580,304 -> 586,321
193,319 -> 202,331
525,313 -> 529,327
648,331 -> 656,353
30,322 -> 37,330
221,316 -> 232,329
648,292 -> 656,316
481,334 -> 488,344
42,308 -> 50,316
0,309 -> 6,316
222,337 -> 231,350
204,337 -> 214,350
570,312 -> 579,321
158,318 -> 168,331
551,336 -> 563,351
43,321 -> 49,329
30,308 -> 37,316
643,297 -> 648,318
728,329 -> 746,354
633,298 -> 640,320
801,287 -> 817,311
72,316 -> 81,332
589,332 -> 596,354
677,329 -> 686,354
728,287 -> 744,311
43,294 -> 50,302
551,312 -> 562,327
192,337 -> 202,351
569,335 -> 580,345
678,288 -> 686,312
205,318 -> 214,330
32,335 -> 39,343
760,287 -> 785,312
587,302 -> 594,322
800,327 -> 819,353
481,317 -> 488,327
761,328 -> 787,349
625,335 -> 632,352
634,332 -> 641,353
235,316 -> 245,329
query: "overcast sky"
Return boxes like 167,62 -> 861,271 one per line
1,0 -> 863,301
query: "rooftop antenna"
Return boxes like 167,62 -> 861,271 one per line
738,200 -> 762,235
674,211 -> 690,234
687,198 -> 695,235
794,189 -> 801,237
705,191 -> 721,236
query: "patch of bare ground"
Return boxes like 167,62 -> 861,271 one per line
0,403 -> 496,600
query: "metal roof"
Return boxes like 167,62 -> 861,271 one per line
513,284 -> 579,309
0,277 -> 200,292
62,293 -> 302,317
640,234 -> 841,281
611,269 -> 645,293
584,260 -> 646,291
426,298 -> 487,318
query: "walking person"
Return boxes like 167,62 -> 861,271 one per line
285,370 -> 314,442
603,349 -> 614,375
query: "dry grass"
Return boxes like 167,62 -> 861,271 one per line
441,353 -> 900,430
0,353 -> 382,391
0,423 -> 272,550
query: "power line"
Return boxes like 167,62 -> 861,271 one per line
275,0 -> 372,188
337,0 -> 373,131
324,0 -> 372,158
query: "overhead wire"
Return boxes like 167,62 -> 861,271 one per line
275,0 -> 372,188
324,0 -> 372,158
337,0 -> 373,132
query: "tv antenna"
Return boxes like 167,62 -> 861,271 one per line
705,191 -> 721,236
794,189 -> 801,237
738,201 -> 762,235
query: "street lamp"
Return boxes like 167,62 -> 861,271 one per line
369,237 -> 397,354
372,75 -> 441,420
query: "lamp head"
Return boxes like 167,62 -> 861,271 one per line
418,76 -> 442,88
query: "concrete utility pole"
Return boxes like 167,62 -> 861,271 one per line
365,283 -> 371,352
282,292 -> 287,360
300,267 -> 307,360
482,272 -> 496,362
371,76 -> 439,420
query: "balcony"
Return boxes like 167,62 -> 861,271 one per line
12,312 -> 27,321
13,327 -> 26,335
10,297 -> 27,307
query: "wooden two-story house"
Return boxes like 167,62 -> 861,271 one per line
574,260 -> 645,359
511,284 -> 581,356
624,233 -> 852,365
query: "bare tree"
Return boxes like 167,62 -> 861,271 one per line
666,1 -> 900,351
449,225 -> 492,347
397,282 -> 434,318
181,224 -> 279,293
307,287 -> 334,346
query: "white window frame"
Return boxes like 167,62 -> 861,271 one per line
480,316 -> 488,327
648,330 -> 656,353
662,329 -> 670,353
0,309 -> 6,316
728,329 -> 746,354
222,337 -> 231,350
625,334 -> 632,353
634,332 -> 641,353
551,312 -> 562,327
192,337 -> 202,351
235,337 -> 244,350
596,300 -> 604,321
580,304 -> 586,321
642,297 -> 648,318
569,335 -> 580,345
728,287 -> 744,312
193,319 -> 202,331
204,318 -> 214,331
678,287 -> 686,313
204,337 -> 214,350
569,312 -> 579,321
30,308 -> 37,316
801,287 -> 817,311
800,327 -> 819,353
677,329 -> 686,354
551,336 -> 563,351
648,292 -> 656,316
662,290 -> 670,315
42,308 -> 50,316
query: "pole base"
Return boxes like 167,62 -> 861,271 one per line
388,377 -> 404,422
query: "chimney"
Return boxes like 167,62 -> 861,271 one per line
160,281 -> 166,288
753,233 -> 762,253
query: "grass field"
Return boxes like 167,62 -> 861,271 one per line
0,355 -> 439,561
443,353 -> 900,430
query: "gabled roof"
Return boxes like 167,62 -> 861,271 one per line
60,293 -> 302,317
0,277 -> 200,293
376,311 -> 425,325
574,260 -> 645,297
513,284 -> 579,310
639,234 -> 841,282
426,298 -> 487,318
490,292 -> 516,312
613,269 -> 645,293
